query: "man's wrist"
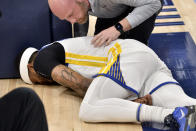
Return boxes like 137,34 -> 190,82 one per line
114,23 -> 124,35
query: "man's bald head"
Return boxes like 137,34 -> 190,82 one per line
48,0 -> 90,24
48,0 -> 73,20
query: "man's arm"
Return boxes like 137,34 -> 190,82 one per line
113,0 -> 162,33
119,0 -> 162,29
91,0 -> 162,47
51,64 -> 92,97
91,18 -> 130,47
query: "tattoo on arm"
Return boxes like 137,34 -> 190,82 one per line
61,69 -> 77,83
51,65 -> 92,97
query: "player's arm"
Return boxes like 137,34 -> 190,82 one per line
31,42 -> 92,97
51,64 -> 92,97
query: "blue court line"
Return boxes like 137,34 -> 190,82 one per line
163,0 -> 174,6
157,15 -> 180,19
142,32 -> 196,131
194,0 -> 196,3
163,0 -> 168,5
161,8 -> 177,12
155,21 -> 184,26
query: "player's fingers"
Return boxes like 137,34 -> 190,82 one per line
146,94 -> 152,105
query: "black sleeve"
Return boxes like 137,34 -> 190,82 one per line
33,42 -> 65,79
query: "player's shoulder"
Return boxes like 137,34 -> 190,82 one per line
57,37 -> 93,45
111,39 -> 151,52
112,39 -> 144,46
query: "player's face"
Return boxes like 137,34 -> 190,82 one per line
48,0 -> 89,24
27,62 -> 54,84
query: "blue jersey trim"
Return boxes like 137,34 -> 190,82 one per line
149,81 -> 180,95
93,74 -> 139,96
137,104 -> 142,122
65,63 -> 69,66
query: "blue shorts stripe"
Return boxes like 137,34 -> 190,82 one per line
93,74 -> 139,96
149,81 -> 180,95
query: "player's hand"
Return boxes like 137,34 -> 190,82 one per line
91,26 -> 121,47
132,94 -> 152,105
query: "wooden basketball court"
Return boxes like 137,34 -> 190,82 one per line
0,0 -> 196,130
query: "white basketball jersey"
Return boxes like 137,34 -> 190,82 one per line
57,37 -> 169,95
58,37 -> 122,78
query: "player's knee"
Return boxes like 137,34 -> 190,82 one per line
143,52 -> 158,67
79,101 -> 94,122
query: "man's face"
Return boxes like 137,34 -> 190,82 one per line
48,0 -> 89,24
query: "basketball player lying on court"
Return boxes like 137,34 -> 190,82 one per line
19,37 -> 196,131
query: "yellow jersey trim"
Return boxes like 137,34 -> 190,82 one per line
66,59 -> 106,67
65,42 -> 121,68
66,52 -> 108,62
99,42 -> 122,74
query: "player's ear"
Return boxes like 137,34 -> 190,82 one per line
27,63 -> 34,74
27,63 -> 33,69
27,63 -> 38,84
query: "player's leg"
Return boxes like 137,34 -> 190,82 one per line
144,70 -> 196,108
80,76 -> 196,131
0,87 -> 48,131
164,105 -> 196,131
120,50 -> 160,95
152,84 -> 196,107
144,71 -> 196,131
79,76 -> 174,124
150,85 -> 196,131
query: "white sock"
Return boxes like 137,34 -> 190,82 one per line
139,104 -> 174,123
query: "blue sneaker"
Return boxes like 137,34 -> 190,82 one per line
164,105 -> 196,131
